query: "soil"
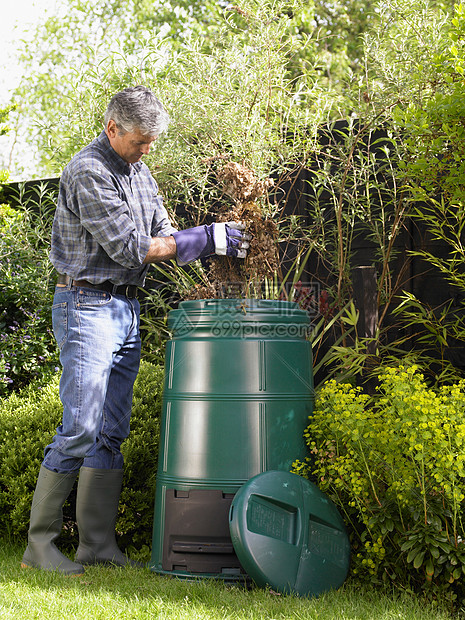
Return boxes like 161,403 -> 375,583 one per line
185,162 -> 279,299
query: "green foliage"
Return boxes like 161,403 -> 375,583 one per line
305,122 -> 409,306
7,0 -> 382,178
0,104 -> 14,181
0,374 -> 63,539
369,2 -> 465,383
9,0 -> 318,176
312,0 -> 375,84
395,3 -> 465,278
49,0 -> 329,186
391,1 -> 465,194
365,0 -> 465,231
0,104 -> 14,138
0,361 -> 164,554
356,0 -> 459,124
299,121 -> 418,385
293,365 -> 465,602
388,2 -> 465,211
48,0 -> 339,304
300,1 -> 465,383
0,184 -> 59,394
118,360 -> 164,557
10,0 -> 229,176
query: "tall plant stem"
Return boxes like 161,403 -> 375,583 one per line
335,102 -> 402,305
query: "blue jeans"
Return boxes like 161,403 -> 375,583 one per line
42,285 -> 141,474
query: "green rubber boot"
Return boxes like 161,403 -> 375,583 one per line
75,467 -> 142,567
21,465 -> 84,575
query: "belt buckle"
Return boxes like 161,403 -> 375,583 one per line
122,284 -> 136,298
110,283 -> 136,298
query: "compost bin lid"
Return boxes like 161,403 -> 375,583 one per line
228,471 -> 350,597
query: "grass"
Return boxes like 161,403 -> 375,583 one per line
0,541 -> 456,620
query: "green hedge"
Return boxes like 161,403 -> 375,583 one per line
0,196 -> 59,395
0,360 -> 164,559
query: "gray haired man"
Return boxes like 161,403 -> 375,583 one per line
22,86 -> 250,575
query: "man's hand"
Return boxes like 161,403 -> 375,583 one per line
213,222 -> 251,258
172,222 -> 252,266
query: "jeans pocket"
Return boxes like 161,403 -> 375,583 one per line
52,301 -> 68,349
77,289 -> 112,306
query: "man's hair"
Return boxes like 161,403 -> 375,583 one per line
104,86 -> 169,137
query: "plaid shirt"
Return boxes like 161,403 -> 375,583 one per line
50,131 -> 177,286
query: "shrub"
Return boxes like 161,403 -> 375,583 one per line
0,188 -> 59,394
293,365 -> 465,604
119,360 -> 164,558
0,360 -> 164,558
0,374 -> 62,538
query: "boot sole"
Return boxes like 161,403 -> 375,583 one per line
78,559 -> 145,568
21,562 -> 85,576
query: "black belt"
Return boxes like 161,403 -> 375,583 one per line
57,274 -> 139,298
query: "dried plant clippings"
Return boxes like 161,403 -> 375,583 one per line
217,162 -> 274,203
186,161 -> 280,298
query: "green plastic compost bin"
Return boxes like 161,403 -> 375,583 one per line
149,299 -> 314,581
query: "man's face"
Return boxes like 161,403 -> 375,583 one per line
106,119 -> 157,164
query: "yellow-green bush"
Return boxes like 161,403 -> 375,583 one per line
293,365 -> 465,602
0,360 -> 163,558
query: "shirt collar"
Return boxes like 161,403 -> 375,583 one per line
95,131 -> 143,176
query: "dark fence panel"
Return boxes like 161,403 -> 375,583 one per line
0,177 -> 59,205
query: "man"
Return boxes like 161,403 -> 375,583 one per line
21,86 -> 250,575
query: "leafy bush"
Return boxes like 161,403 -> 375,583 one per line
0,360 -> 164,558
0,373 -> 62,538
118,360 -> 164,558
0,186 -> 59,394
293,365 -> 465,604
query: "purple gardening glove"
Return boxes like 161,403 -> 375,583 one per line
172,222 -> 251,266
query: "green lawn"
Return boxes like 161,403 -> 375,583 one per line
0,541 -> 455,619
